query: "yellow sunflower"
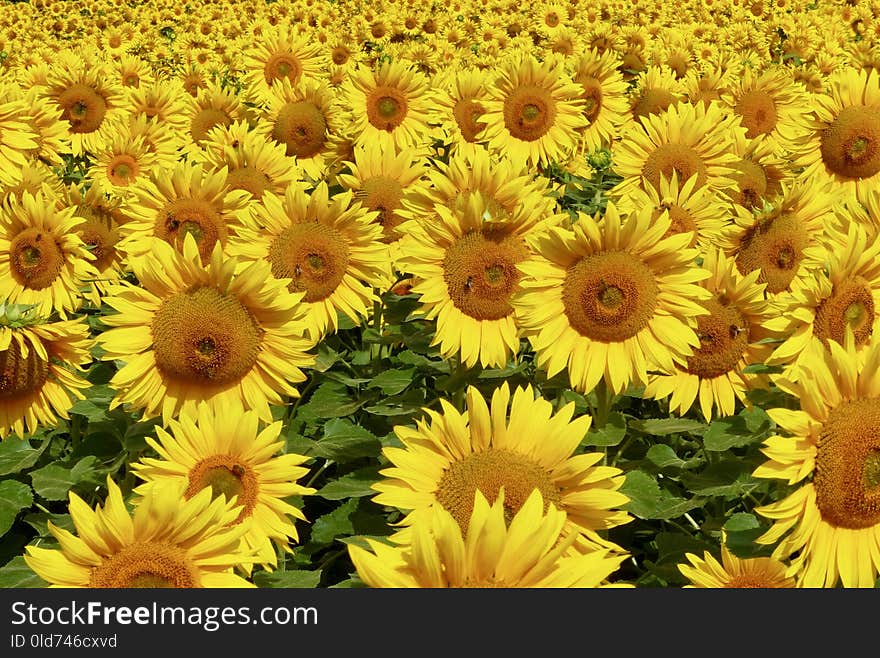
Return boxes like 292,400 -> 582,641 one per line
515,203 -> 711,395
24,476 -> 254,588
479,54 -> 587,170
679,544 -> 796,588
125,79 -> 192,139
373,382 -> 632,553
229,182 -> 391,341
97,235 -> 314,425
569,47 -> 632,154
185,81 -> 249,146
643,248 -> 775,420
350,490 -> 629,588
430,66 -> 491,160
795,68 -> 880,205
0,190 -> 98,319
118,161 -> 251,265
132,402 -> 315,570
611,99 -> 741,198
628,64 -> 686,121
88,129 -> 162,199
728,131 -> 793,212
11,86 -> 71,167
753,337 -> 880,587
344,59 -> 432,153
242,24 -> 325,103
0,90 -> 40,186
0,311 -> 91,440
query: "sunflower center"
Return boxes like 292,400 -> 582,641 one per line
562,250 -> 659,342
366,86 -> 409,131
503,85 -> 556,142
155,198 -> 225,263
735,212 -> 808,294
452,97 -> 485,142
57,83 -> 107,134
263,53 -> 302,85
642,143 -> 708,192
9,228 -> 64,290
0,339 -> 49,399
272,101 -> 327,159
89,542 -> 200,588
577,76 -> 604,124
185,455 -> 258,523
435,448 -> 562,530
820,105 -> 880,179
655,203 -> 698,245
190,107 -> 233,143
685,296 -> 750,378
226,166 -> 272,199
151,287 -> 262,386
632,88 -> 678,120
77,219 -> 117,272
813,277 -> 875,347
361,176 -> 404,239
267,222 -> 350,303
107,154 -> 140,186
815,398 -> 880,529
442,229 -> 529,321
735,89 -> 778,138
733,159 -> 768,210
724,574 -> 780,588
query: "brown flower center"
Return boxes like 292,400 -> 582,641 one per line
267,222 -> 350,303
272,101 -> 327,159
503,85 -> 556,142
735,89 -> 778,138
57,83 -> 108,134
9,228 -> 64,290
734,211 -> 808,294
360,176 -> 404,241
107,154 -> 140,186
190,107 -> 232,143
0,339 -> 49,399
642,143 -> 708,192
732,159 -> 769,210
185,455 -> 258,523
155,198 -> 226,264
685,296 -> 750,378
820,105 -> 880,180
89,542 -> 200,588
813,277 -> 875,347
226,166 -> 272,200
76,218 -> 118,272
632,88 -> 678,120
366,86 -> 409,131
452,97 -> 485,143
263,52 -> 303,86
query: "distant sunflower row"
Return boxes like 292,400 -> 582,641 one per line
0,0 -> 879,588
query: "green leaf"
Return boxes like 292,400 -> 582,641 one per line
310,498 -> 358,545
0,480 -> 33,535
723,512 -> 760,533
30,457 -> 99,501
582,411 -> 626,446
703,415 -> 765,451
316,467 -> 381,500
68,384 -> 116,422
313,419 -> 381,462
629,418 -> 707,436
619,470 -> 701,520
253,570 -> 322,588
368,368 -> 417,395
646,445 -> 687,469
0,438 -> 46,476
681,460 -> 764,497
0,556 -> 47,588
396,350 -> 450,373
296,382 -> 364,421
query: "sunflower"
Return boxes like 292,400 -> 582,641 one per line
97,235 -> 314,425
679,544 -> 796,588
118,161 -> 250,265
0,190 -> 98,319
479,55 -> 586,170
0,88 -> 44,184
125,79 -> 192,139
373,382 -> 632,553
628,64 -> 686,121
242,25 -> 325,103
88,129 -> 162,198
611,171 -> 729,251
132,402 -> 315,570
569,48 -> 631,154
350,490 -> 629,588
721,65 -> 813,147
336,142 -> 428,246
682,64 -> 736,108
229,182 -> 391,341
113,54 -> 154,91
515,203 -> 711,395
24,476 -> 254,587
257,78 -> 346,183
185,81 -> 249,146
344,59 -> 432,153
753,338 -> 880,587
795,68 -> 880,204
0,311 -> 91,440
611,100 -> 741,198
643,248 -> 775,420
430,66 -> 491,160
765,222 -> 880,378
728,131 -> 792,211
721,181 -> 842,298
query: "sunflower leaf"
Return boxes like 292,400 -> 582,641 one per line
368,368 -> 417,395
0,438 -> 47,477
253,569 -> 323,589
316,467 -> 382,500
582,411 -> 626,446
313,419 -> 381,462
30,457 -> 99,501
0,556 -> 47,588
310,498 -> 358,545
629,418 -> 708,436
0,480 -> 33,535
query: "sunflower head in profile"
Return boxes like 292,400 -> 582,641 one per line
429,66 -> 491,160
185,80 -> 248,146
795,68 -> 880,205
679,543 -> 796,588
118,161 -> 251,266
24,477 -> 255,588
628,64 -> 686,122
344,59 -> 432,153
0,309 -> 92,440
98,235 -> 315,425
228,182 -> 392,341
569,48 -> 632,154
132,403 -> 315,571
728,131 -> 792,212
515,202 -> 712,395
479,54 -> 587,171
753,337 -> 880,587
0,189 -> 99,319
242,25 -> 325,103
0,91 -> 39,188
350,489 -> 629,588
373,382 -> 632,554
125,78 -> 195,141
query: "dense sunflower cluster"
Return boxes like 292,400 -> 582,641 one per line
1,0 -> 880,589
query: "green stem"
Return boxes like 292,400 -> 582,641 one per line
305,459 -> 333,490
593,380 -> 613,429
69,415 -> 82,448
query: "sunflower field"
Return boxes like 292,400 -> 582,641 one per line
0,0 -> 879,591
